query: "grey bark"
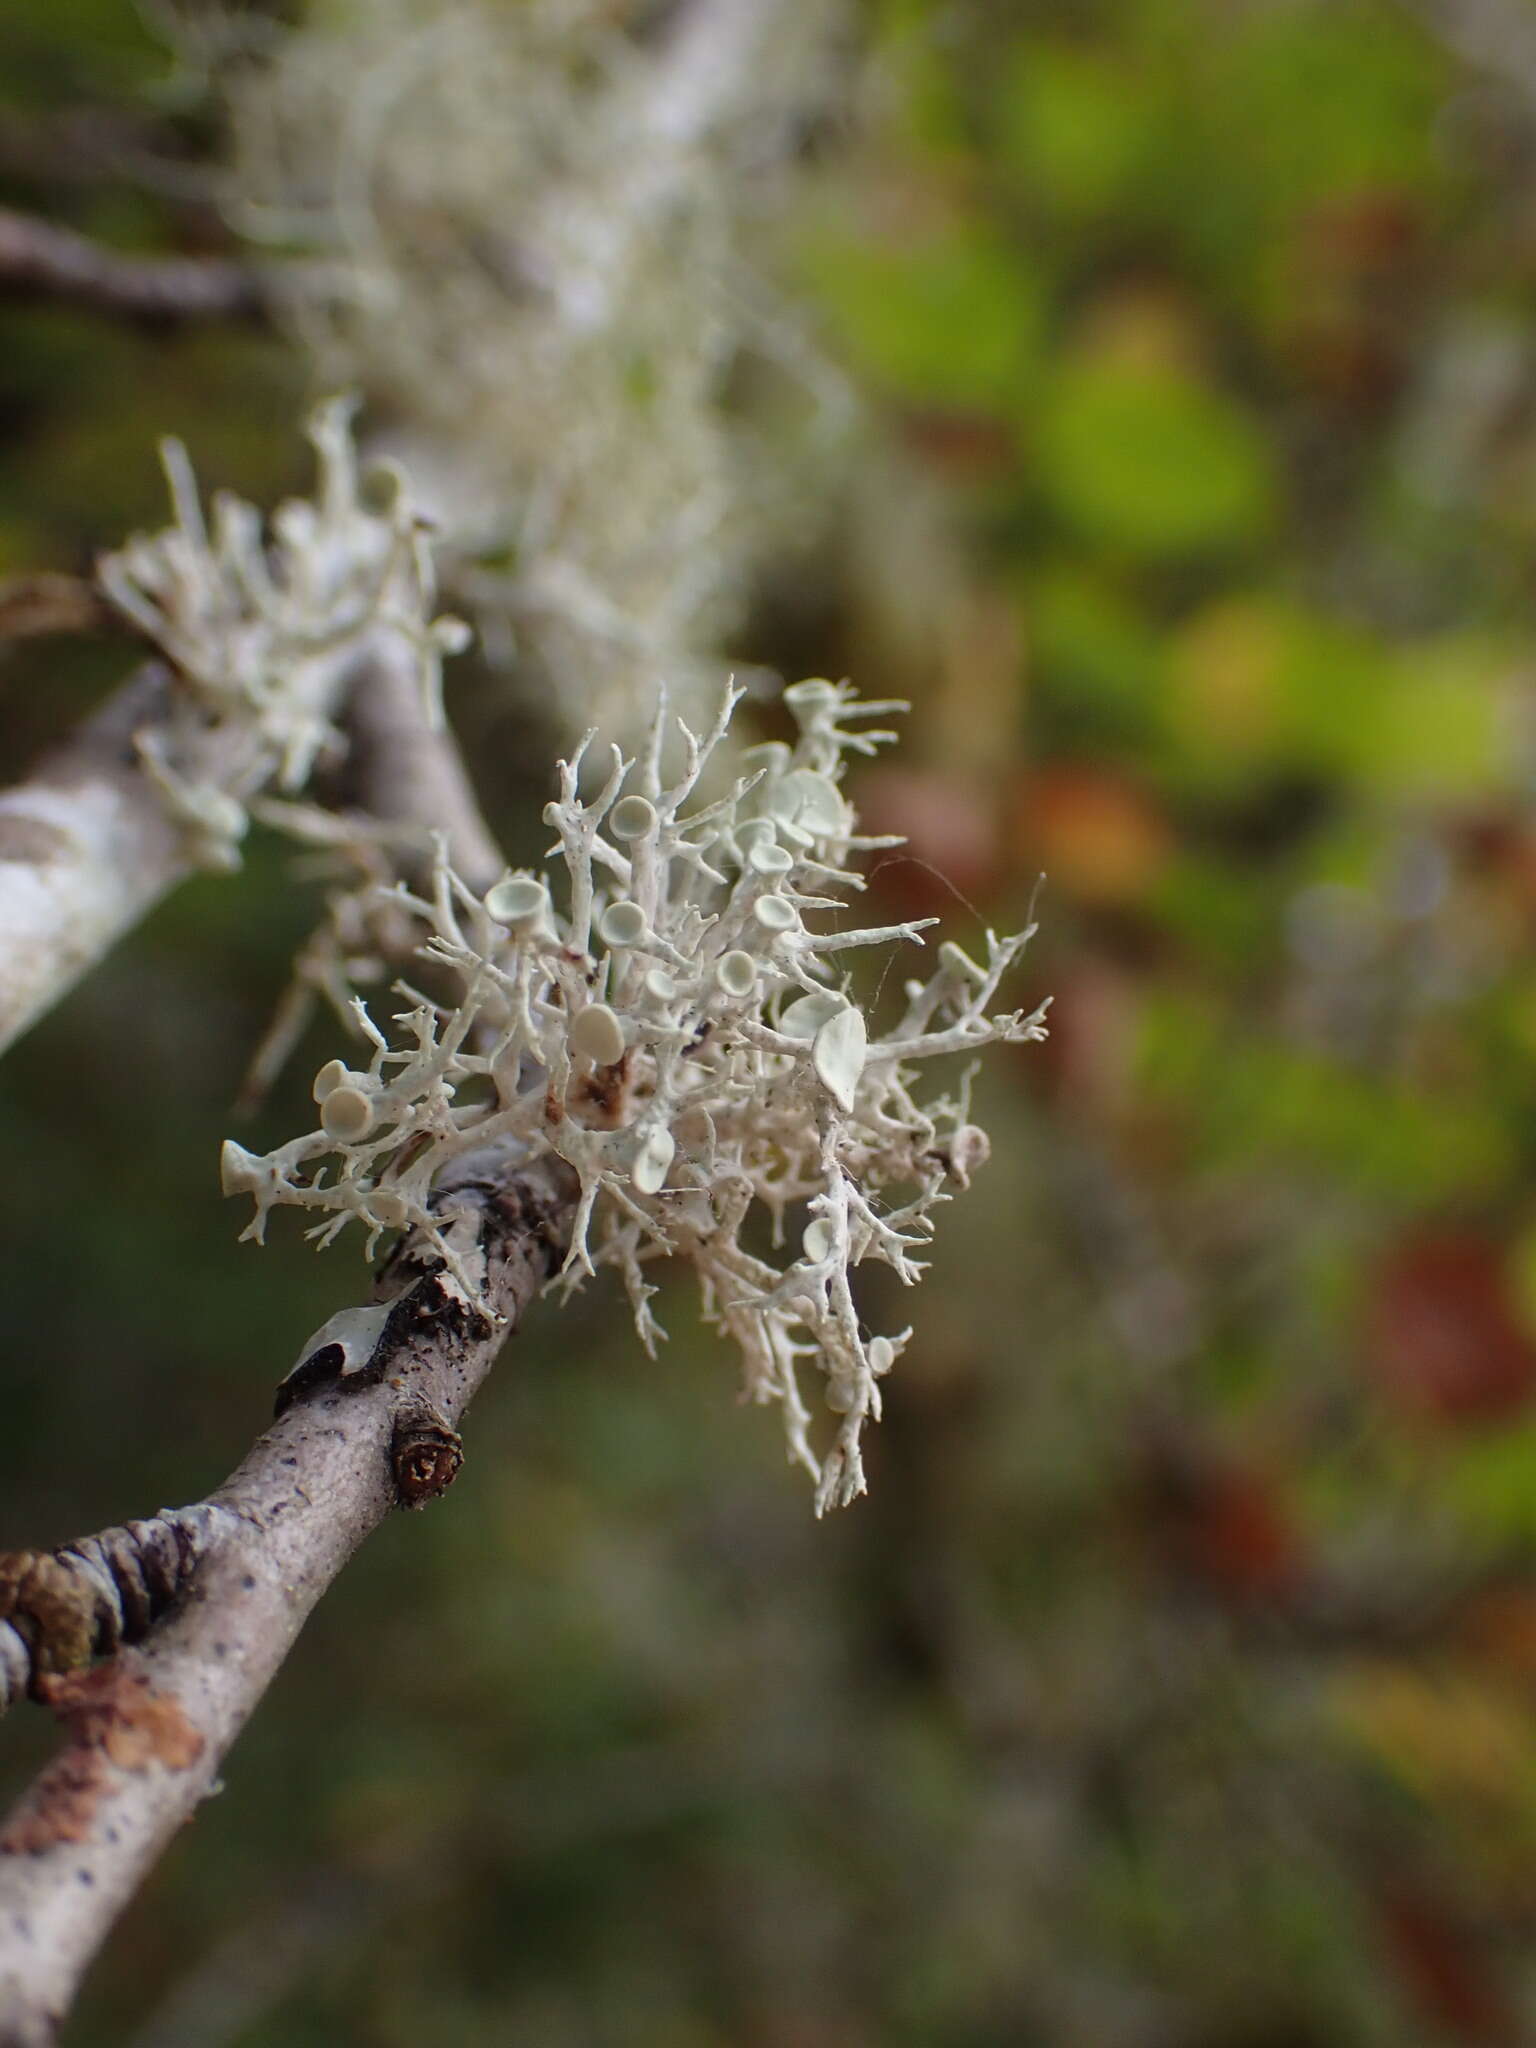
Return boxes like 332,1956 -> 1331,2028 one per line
0,637 -> 491,1058
340,642 -> 505,894
0,665 -> 209,1058
0,1149 -> 577,2047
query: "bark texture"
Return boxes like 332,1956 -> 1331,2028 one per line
0,1513 -> 221,1717
0,1149 -> 577,2047
0,666 -> 207,1057
0,661 -> 296,1057
0,637 -> 463,1057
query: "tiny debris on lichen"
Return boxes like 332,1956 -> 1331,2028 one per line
222,677 -> 1048,1512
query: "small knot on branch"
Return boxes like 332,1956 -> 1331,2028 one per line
0,1507 -> 221,1716
0,1554 -> 93,1679
390,1404 -> 463,1509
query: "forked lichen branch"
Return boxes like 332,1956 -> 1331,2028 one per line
223,677 -> 1048,1511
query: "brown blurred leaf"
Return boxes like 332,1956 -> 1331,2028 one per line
1130,1429 -> 1307,1605
1362,1232 -> 1536,1425
1374,1884 -> 1520,2046
1013,765 -> 1172,907
1023,953 -> 1138,1115
856,764 -> 1003,920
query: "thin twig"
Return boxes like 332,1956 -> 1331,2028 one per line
0,1146 -> 578,2047
0,205 -> 268,326
236,640 -> 506,1113
0,574 -> 117,646
340,640 -> 504,894
0,109 -> 222,208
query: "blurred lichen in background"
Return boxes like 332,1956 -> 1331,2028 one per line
228,0 -> 854,731
11,0 -> 1536,2042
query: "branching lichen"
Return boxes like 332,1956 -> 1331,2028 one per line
222,678 -> 1047,1511
97,399 -> 468,869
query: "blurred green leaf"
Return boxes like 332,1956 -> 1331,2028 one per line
1032,356 -> 1277,558
804,219 -> 1042,410
1026,559 -> 1161,743
1136,993 -> 1515,1200
996,39 -> 1154,219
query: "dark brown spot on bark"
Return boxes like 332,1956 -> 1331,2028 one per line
0,1750 -> 109,1854
37,1661 -> 204,1773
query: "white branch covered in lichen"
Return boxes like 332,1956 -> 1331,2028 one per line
227,0 -> 850,734
97,398 -> 469,869
222,679 -> 1047,1511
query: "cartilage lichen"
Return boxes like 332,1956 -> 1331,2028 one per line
222,677 -> 1047,1511
98,399 -> 468,869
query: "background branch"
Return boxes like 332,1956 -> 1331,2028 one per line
338,642 -> 504,895
0,656 -> 302,1056
0,664 -> 208,1057
0,206 -> 266,326
0,576 -> 116,647
0,624 -> 457,1060
0,1148 -> 578,2047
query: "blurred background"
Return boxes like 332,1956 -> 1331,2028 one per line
8,0 -> 1536,2040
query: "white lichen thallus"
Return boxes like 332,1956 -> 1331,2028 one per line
222,677 -> 1048,1513
98,398 -> 469,874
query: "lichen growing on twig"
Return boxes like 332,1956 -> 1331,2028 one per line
97,399 -> 468,869
223,678 -> 1047,1511
225,0 -> 850,733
